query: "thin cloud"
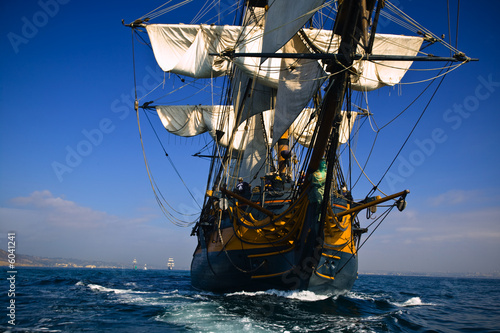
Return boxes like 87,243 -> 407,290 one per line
359,205 -> 500,273
428,189 -> 472,207
10,190 -> 150,229
389,206 -> 500,242
1,190 -> 195,267
426,188 -> 500,207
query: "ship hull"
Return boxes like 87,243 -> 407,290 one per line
190,194 -> 359,295
190,245 -> 357,294
190,177 -> 360,295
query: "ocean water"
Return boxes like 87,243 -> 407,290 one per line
1,268 -> 499,332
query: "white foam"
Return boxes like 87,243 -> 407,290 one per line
87,283 -> 147,295
393,297 -> 435,307
226,289 -> 330,301
345,291 -> 376,302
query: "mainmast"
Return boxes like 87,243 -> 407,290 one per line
307,0 -> 376,176
304,0 -> 377,231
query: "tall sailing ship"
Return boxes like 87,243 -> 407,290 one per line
167,257 -> 175,270
124,0 -> 475,294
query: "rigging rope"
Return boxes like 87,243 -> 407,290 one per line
336,205 -> 395,275
384,1 -> 460,55
139,0 -> 195,21
130,21 -> 200,226
447,0 -> 452,57
141,109 -> 202,210
455,0 -> 461,50
136,109 -> 198,226
369,64 -> 452,197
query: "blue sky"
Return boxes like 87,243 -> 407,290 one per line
1,0 -> 499,274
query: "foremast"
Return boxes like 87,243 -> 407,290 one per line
299,0 -> 378,276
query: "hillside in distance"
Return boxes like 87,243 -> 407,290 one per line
0,249 -> 132,269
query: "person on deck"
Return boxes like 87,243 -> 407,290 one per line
235,177 -> 251,197
342,185 -> 353,202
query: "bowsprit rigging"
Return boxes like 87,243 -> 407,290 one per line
124,0 -> 476,294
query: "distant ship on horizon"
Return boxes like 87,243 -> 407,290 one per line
167,258 -> 174,270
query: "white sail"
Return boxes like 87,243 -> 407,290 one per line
301,29 -> 424,91
146,24 -> 282,86
289,108 -> 357,147
156,104 -> 355,151
147,24 -> 422,93
232,69 -> 276,126
272,34 -> 326,145
155,105 -> 272,153
156,105 -> 207,137
261,0 -> 326,55
155,105 -> 243,149
150,21 -> 423,181
146,24 -> 236,78
236,110 -> 273,183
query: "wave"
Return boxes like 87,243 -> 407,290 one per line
392,297 -> 435,307
226,289 -> 330,301
75,281 -> 148,295
75,281 -> 201,308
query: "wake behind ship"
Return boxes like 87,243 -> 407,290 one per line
124,0 -> 475,294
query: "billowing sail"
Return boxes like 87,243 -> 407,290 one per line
149,19 -> 423,182
155,105 -> 272,153
146,24 -> 423,92
146,24 -> 235,78
146,24 -> 282,86
301,29 -> 424,91
156,105 -> 355,149
156,104 -> 273,183
156,105 -> 242,149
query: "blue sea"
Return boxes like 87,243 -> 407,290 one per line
1,268 -> 499,332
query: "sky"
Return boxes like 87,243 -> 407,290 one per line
1,0 -> 499,274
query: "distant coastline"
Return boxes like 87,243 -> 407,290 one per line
359,270 -> 500,279
1,249 -> 498,278
0,249 -> 158,270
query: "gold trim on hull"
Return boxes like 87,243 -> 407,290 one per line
251,268 -> 294,279
314,271 -> 336,280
